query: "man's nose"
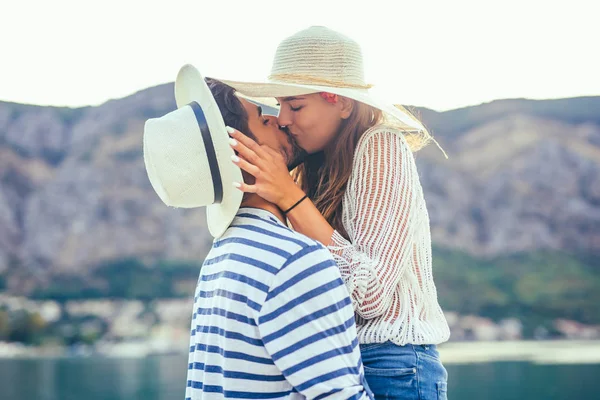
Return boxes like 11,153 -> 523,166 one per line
265,115 -> 278,126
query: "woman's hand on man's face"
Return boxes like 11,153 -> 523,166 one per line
227,127 -> 304,210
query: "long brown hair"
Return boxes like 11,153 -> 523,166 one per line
291,100 -> 383,240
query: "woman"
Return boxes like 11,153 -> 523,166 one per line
220,26 -> 450,399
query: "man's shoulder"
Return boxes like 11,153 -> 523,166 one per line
222,209 -> 330,264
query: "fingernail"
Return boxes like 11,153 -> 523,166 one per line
229,138 -> 237,146
226,126 -> 235,134
231,155 -> 240,163
232,182 -> 241,188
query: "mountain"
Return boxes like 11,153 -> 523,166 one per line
1,86 -> 599,321
415,96 -> 600,257
0,84 -> 211,294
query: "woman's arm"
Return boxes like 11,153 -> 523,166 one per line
228,129 -> 335,245
229,127 -> 419,319
284,195 -> 335,246
318,129 -> 419,319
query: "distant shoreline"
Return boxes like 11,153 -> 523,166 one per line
439,340 -> 600,365
2,340 -> 600,365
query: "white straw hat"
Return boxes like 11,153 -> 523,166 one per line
143,64 -> 243,238
215,26 -> 428,134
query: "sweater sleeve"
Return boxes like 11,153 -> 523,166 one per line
327,128 -> 420,319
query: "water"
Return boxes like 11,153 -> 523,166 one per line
0,356 -> 598,400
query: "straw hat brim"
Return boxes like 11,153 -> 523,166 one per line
215,78 -> 427,133
175,65 -> 244,238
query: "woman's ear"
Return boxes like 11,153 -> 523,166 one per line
339,97 -> 354,119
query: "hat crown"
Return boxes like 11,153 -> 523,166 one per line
144,106 -> 217,208
269,26 -> 368,88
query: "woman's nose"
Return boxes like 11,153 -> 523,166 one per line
277,108 -> 292,127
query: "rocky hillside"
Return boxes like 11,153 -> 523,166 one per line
416,97 -> 600,256
0,86 -> 599,294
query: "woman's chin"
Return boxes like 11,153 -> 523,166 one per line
305,146 -> 324,155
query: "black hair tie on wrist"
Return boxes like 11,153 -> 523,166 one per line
283,195 -> 308,214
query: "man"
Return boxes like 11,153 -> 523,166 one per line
183,78 -> 373,399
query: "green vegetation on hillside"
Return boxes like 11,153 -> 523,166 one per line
433,248 -> 600,335
30,259 -> 201,301
1,248 -> 598,342
19,249 -> 599,330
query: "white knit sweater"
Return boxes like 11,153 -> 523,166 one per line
327,125 -> 451,346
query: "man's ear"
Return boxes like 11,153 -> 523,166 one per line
339,97 -> 354,120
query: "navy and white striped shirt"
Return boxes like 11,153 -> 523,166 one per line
186,207 -> 372,399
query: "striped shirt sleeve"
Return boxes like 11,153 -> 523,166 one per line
257,244 -> 372,399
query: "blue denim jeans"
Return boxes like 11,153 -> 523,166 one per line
360,342 -> 448,400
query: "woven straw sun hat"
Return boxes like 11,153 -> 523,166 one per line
143,64 -> 243,238
216,25 -> 429,135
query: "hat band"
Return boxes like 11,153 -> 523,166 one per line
268,73 -> 373,89
188,101 -> 223,204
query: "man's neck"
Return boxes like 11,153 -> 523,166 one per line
240,194 -> 286,224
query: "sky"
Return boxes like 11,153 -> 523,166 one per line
1,0 -> 598,111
